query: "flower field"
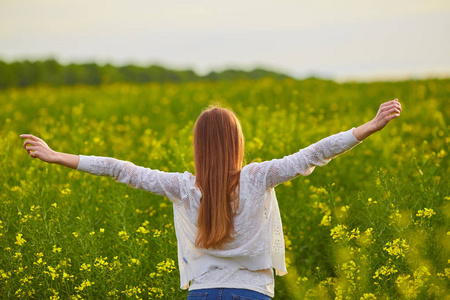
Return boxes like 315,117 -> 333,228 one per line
1,78 -> 449,299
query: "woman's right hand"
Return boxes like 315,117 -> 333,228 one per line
371,99 -> 402,131
353,99 -> 402,141
20,134 -> 58,163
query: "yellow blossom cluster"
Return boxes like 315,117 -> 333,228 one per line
383,238 -> 409,259
416,208 -> 436,218
396,266 -> 431,299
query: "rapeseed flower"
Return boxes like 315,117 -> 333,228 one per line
416,208 -> 436,218
118,231 -> 129,241
156,259 -> 176,273
74,279 -> 94,292
52,245 -> 62,253
14,233 -> 26,246
94,256 -> 108,268
60,188 -> 71,195
383,238 -> 409,258
80,263 -> 91,271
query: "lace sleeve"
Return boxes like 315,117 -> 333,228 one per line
245,128 -> 361,190
76,155 -> 183,203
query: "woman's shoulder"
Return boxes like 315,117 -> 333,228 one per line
241,160 -> 273,178
240,161 -> 275,194
178,171 -> 201,197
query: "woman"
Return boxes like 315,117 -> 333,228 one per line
20,99 -> 401,299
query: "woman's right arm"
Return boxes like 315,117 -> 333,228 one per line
21,134 -> 79,169
20,134 -> 183,201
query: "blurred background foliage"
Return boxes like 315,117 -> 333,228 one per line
0,59 -> 290,89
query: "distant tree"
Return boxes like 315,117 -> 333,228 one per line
0,59 -> 292,89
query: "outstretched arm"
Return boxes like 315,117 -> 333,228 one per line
20,135 -> 183,202
20,134 -> 79,169
245,98 -> 402,189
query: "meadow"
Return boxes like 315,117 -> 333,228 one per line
0,77 -> 449,299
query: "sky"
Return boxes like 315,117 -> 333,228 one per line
1,0 -> 449,81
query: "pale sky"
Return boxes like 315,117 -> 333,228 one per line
1,0 -> 449,81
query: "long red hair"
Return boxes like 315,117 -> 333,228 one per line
194,105 -> 245,249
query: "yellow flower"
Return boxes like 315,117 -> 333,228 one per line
156,258 -> 175,273
373,259 -> 398,281
75,279 -> 94,292
80,263 -> 91,271
94,256 -> 109,268
152,229 -> 161,238
60,188 -> 71,195
320,215 -> 331,226
61,271 -> 73,282
136,226 -> 150,234
148,287 -> 163,298
330,224 -> 347,241
52,245 -> 62,253
383,238 -> 409,258
361,293 -> 377,299
11,186 -> 22,192
51,203 -> 57,208
118,231 -> 129,241
72,232 -> 79,238
14,233 -> 26,246
45,266 -> 59,280
416,208 -> 436,218
367,198 -> 377,206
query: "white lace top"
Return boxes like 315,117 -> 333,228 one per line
76,128 -> 361,297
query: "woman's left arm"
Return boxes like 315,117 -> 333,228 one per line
261,99 -> 402,188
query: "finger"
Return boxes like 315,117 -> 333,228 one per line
23,139 -> 38,148
387,113 -> 400,121
384,107 -> 401,116
383,99 -> 400,108
380,103 -> 399,112
20,134 -> 40,141
381,99 -> 397,106
386,101 -> 402,110
25,146 -> 37,151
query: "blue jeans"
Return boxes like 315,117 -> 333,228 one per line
187,288 -> 272,300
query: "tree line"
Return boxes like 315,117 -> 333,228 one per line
0,59 -> 291,88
